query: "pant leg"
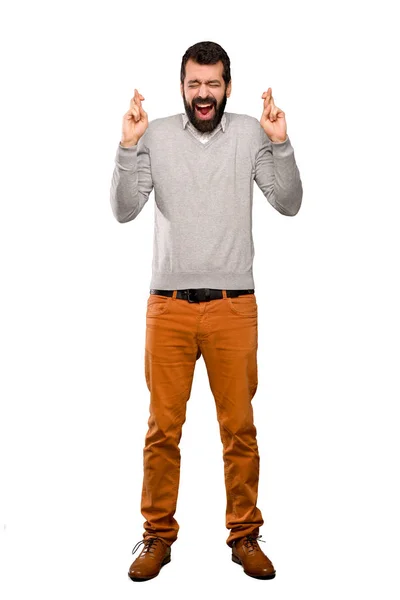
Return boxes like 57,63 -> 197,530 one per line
198,291 -> 264,547
141,292 -> 201,545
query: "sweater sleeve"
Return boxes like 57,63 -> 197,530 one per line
254,126 -> 303,216
109,133 -> 153,223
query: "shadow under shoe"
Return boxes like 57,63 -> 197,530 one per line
128,536 -> 171,582
232,534 -> 276,579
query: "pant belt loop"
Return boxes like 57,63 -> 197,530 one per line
222,289 -> 227,299
172,290 -> 177,300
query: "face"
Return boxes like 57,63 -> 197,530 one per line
180,58 -> 232,133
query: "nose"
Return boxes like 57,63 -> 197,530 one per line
197,83 -> 210,99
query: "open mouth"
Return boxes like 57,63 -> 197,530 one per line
195,103 -> 214,117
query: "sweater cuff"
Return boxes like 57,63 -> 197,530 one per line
271,136 -> 294,157
116,143 -> 138,169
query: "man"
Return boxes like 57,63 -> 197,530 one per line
110,41 -> 303,581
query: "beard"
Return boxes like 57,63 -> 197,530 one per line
182,91 -> 228,133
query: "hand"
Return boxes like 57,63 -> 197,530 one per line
260,88 -> 287,143
121,89 -> 148,147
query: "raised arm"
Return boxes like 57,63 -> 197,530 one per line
255,88 -> 303,216
110,89 -> 153,223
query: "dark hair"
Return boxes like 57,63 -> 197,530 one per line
180,41 -> 231,87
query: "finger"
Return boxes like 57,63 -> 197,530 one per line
269,93 -> 280,120
263,103 -> 272,120
129,95 -> 141,121
269,98 -> 277,120
130,95 -> 138,108
131,90 -> 140,107
134,90 -> 146,119
261,88 -> 270,102
124,108 -> 140,124
135,89 -> 144,107
129,103 -> 140,122
263,94 -> 272,116
130,96 -> 139,110
271,107 -> 283,122
262,88 -> 272,111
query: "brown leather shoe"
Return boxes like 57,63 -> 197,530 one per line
232,534 -> 276,579
128,536 -> 171,582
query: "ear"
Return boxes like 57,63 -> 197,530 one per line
180,83 -> 184,97
226,81 -> 232,98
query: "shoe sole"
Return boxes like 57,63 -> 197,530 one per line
128,554 -> 171,582
232,553 -> 276,579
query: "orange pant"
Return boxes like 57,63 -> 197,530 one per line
141,290 -> 264,547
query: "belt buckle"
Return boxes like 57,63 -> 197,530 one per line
187,289 -> 199,303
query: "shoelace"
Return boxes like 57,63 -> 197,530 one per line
242,534 -> 266,553
131,536 -> 164,557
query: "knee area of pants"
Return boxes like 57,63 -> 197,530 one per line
219,420 -> 257,438
147,419 -> 184,442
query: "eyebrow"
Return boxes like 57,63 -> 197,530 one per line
187,79 -> 221,84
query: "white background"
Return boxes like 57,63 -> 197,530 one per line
1,0 -> 399,597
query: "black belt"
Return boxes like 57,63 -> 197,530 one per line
150,288 -> 254,303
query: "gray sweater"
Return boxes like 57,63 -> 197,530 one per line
110,111 -> 303,290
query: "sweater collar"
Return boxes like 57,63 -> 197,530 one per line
182,112 -> 226,132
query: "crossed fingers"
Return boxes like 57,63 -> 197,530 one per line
130,88 -> 145,122
262,88 -> 279,121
